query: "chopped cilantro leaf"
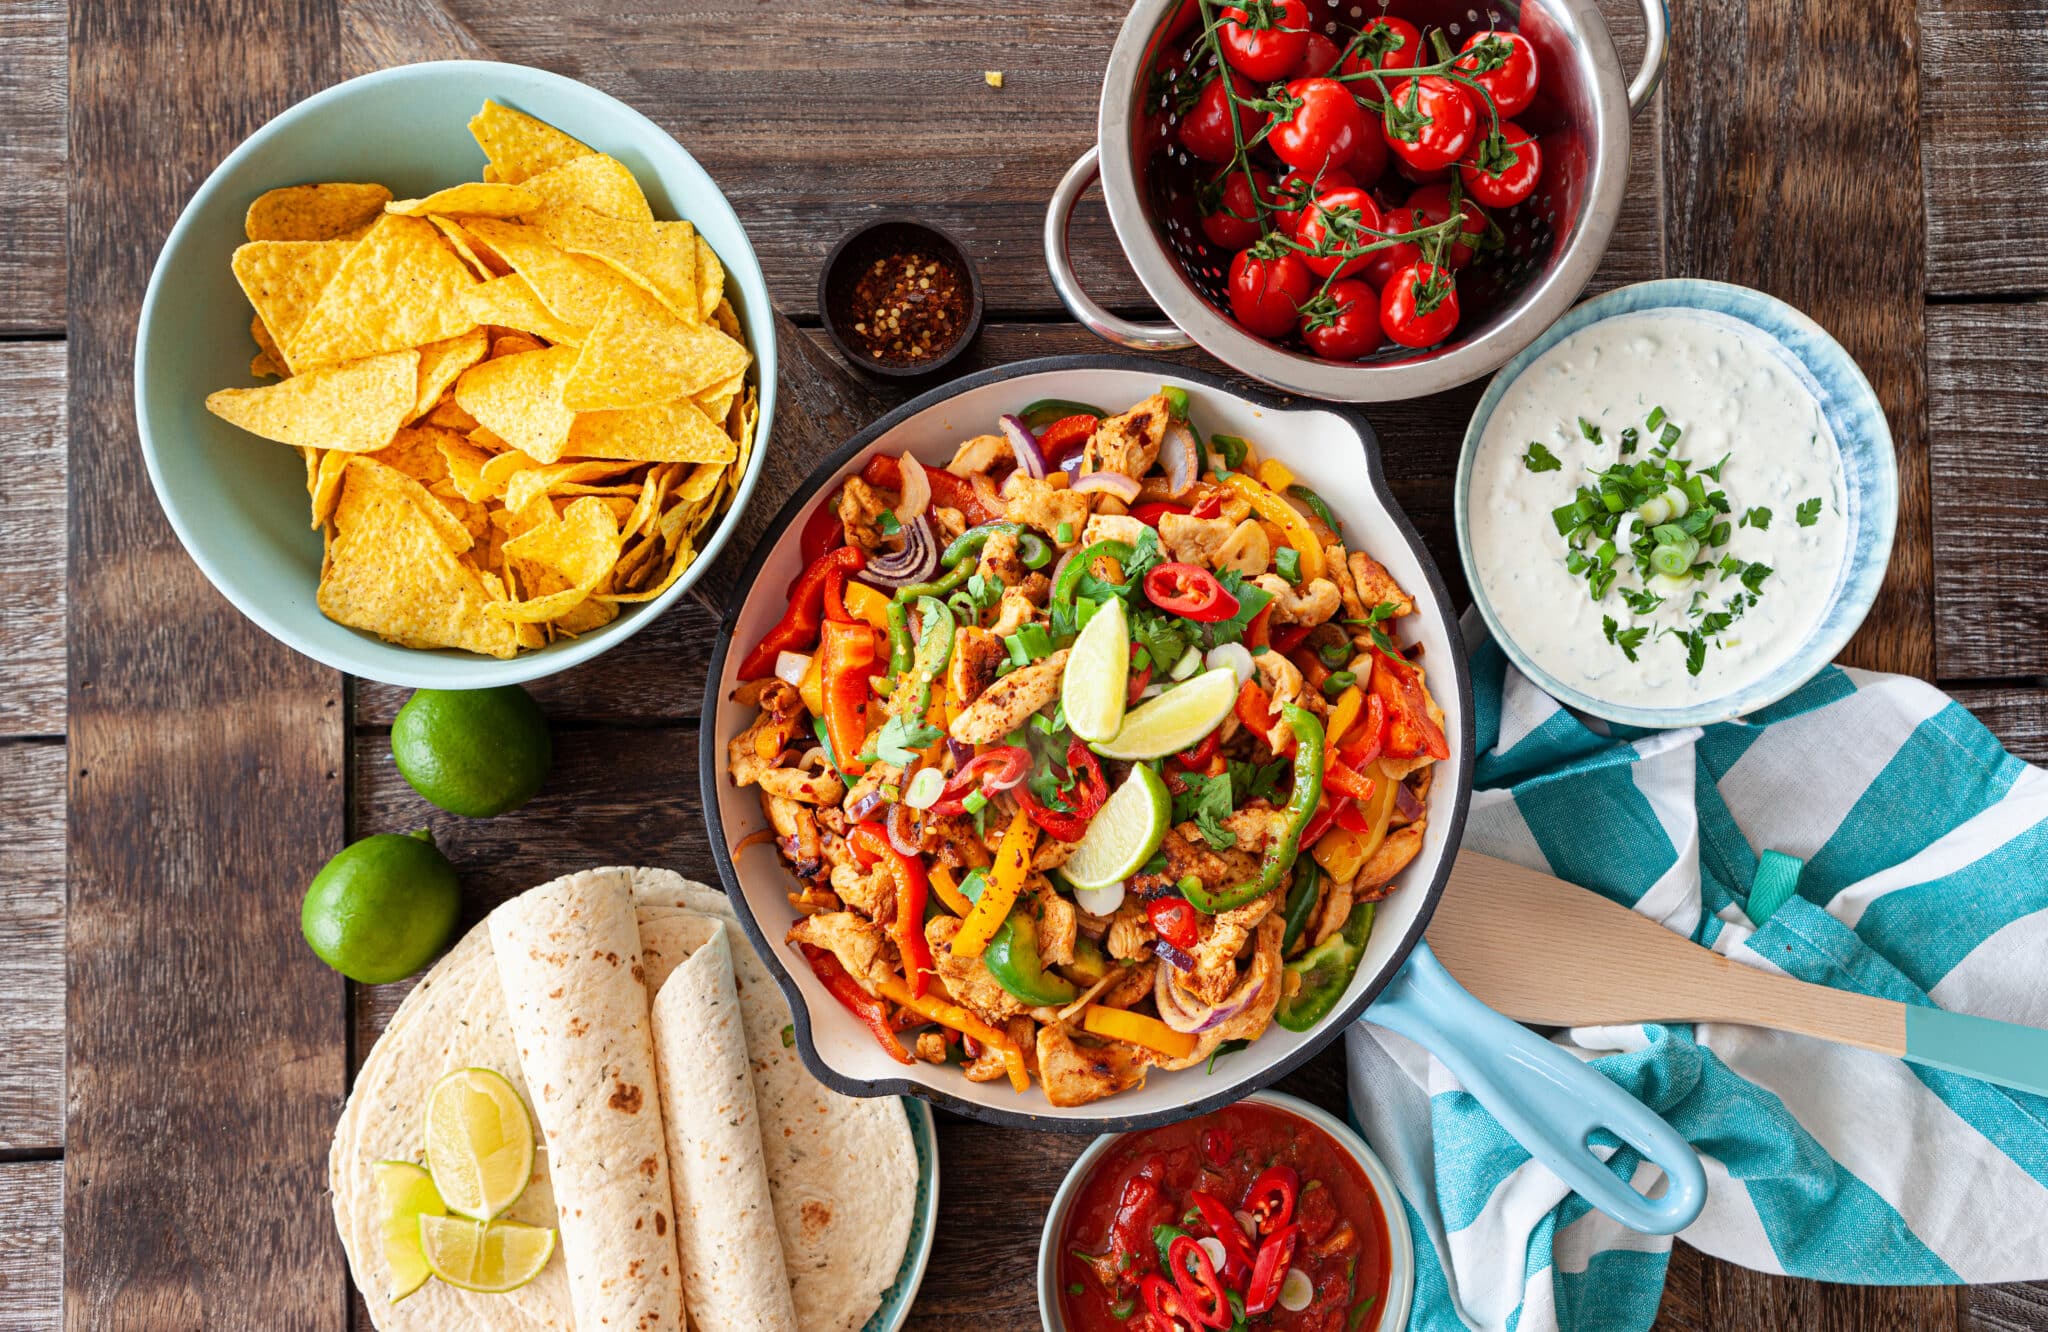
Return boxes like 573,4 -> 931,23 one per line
1743,506 -> 1772,530
1172,771 -> 1237,851
873,713 -> 942,766
1796,497 -> 1823,526
1578,418 -> 1603,445
1524,441 -> 1563,472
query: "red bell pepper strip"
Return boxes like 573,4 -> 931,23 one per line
1339,692 -> 1388,766
1244,603 -> 1274,650
1147,897 -> 1199,951
1130,500 -> 1193,528
862,453 -> 1003,524
1036,413 -> 1099,460
1333,798 -> 1374,834
740,545 -> 866,680
1323,754 -> 1378,802
1167,1235 -> 1234,1329
1299,797 -> 1338,848
1370,647 -> 1451,761
823,563 -> 856,623
849,821 -> 934,998
798,493 -> 844,568
798,943 -> 912,1065
1191,493 -> 1225,519
1127,662 -> 1154,707
1236,679 -> 1280,736
1175,726 -> 1222,769
1272,623 -> 1313,655
819,619 -> 877,776
1245,1164 -> 1300,1235
1142,1274 -> 1207,1331
1244,1223 -> 1302,1315
1144,562 -> 1240,622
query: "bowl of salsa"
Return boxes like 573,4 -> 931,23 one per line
1040,1092 -> 1413,1332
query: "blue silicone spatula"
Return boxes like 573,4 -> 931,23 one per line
1426,852 -> 2048,1098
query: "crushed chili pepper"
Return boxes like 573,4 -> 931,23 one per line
848,250 -> 969,366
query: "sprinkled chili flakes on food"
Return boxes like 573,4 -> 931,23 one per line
849,250 -> 968,365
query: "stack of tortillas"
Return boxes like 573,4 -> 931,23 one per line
330,867 -> 919,1331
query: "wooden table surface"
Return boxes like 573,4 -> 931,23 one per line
4,0 -> 2044,1326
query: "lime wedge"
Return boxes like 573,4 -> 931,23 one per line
418,1215 -> 557,1294
1062,596 -> 1130,745
1062,762 -> 1171,889
374,1161 -> 446,1302
1089,667 -> 1239,761
423,1067 -> 535,1222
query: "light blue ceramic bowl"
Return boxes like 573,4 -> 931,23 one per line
135,60 -> 777,688
864,1097 -> 940,1332
1455,279 -> 1897,729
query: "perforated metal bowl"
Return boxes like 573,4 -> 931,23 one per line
1046,0 -> 1667,401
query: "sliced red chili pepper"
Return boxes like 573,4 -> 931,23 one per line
798,943 -> 912,1064
1018,784 -> 1090,843
1147,897 -> 1199,951
849,822 -> 934,998
1176,727 -> 1222,769
1244,1223 -> 1301,1315
1127,662 -> 1154,707
861,453 -> 1002,524
1167,1235 -> 1234,1329
1130,500 -> 1193,528
1144,562 -> 1239,622
1271,623 -> 1312,655
1142,1273 -> 1205,1331
741,545 -> 867,680
1064,739 -> 1109,819
1037,413 -> 1099,461
1339,692 -> 1388,766
1198,1129 -> 1234,1169
1245,1164 -> 1300,1236
1333,798 -> 1373,834
798,493 -> 844,569
1323,755 -> 1378,803
941,746 -> 1030,798
1188,1190 -> 1254,1284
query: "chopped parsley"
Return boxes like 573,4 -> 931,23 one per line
1603,615 -> 1649,663
1172,771 -> 1237,851
1522,441 -> 1562,473
1743,506 -> 1772,530
1796,497 -> 1823,527
1578,417 -> 1603,445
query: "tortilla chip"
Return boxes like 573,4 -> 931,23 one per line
490,332 -> 548,360
469,100 -> 594,186
533,206 -> 698,324
409,328 -> 490,422
286,215 -> 480,369
232,240 -> 355,372
564,398 -> 738,465
360,429 -> 480,553
250,314 -> 291,378
487,494 -> 624,622
429,215 -> 512,280
501,460 -> 641,517
309,449 -> 350,526
477,448 -> 542,499
426,398 -> 482,433
711,296 -> 742,342
453,346 -> 577,461
562,283 -> 750,411
460,273 -> 589,346
245,183 -> 392,242
521,152 -> 653,222
698,240 -> 726,323
386,182 -> 542,218
319,457 -> 518,656
464,218 -> 636,330
433,432 -> 501,503
205,349 -> 418,452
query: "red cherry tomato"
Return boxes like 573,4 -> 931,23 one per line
1293,29 -> 1342,78
1227,248 -> 1313,339
1341,16 -> 1421,76
1405,182 -> 1489,268
1219,0 -> 1311,82
1460,120 -> 1542,208
1393,154 -> 1453,185
1201,168 -> 1274,250
1381,262 -> 1461,347
1455,30 -> 1540,118
1268,76 -> 1365,174
1271,165 -> 1354,237
1381,76 -> 1478,172
1295,185 -> 1385,280
1300,278 -> 1383,360
1360,205 -> 1421,288
1180,73 -> 1258,164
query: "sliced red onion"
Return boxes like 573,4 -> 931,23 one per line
1072,471 -> 1141,502
1393,780 -> 1425,824
1155,956 -> 1267,1034
946,737 -> 975,769
894,453 -> 932,523
888,796 -> 923,858
1150,938 -> 1195,973
1000,415 -> 1049,480
857,513 -> 939,589
1159,420 -> 1200,497
847,787 -> 886,821
773,650 -> 812,688
1059,452 -> 1086,478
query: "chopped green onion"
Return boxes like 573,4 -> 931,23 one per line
1210,434 -> 1250,470
1131,645 -> 1152,673
1056,521 -> 1075,544
1321,670 -> 1357,696
1646,405 -> 1667,430
1318,640 -> 1352,668
1650,544 -> 1695,577
904,767 -> 947,809
962,789 -> 989,815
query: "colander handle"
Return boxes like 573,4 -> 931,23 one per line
1044,147 -> 1197,353
1627,0 -> 1671,115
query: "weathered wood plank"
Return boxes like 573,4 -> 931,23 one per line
0,1160 -> 62,1332
1919,0 -> 2048,296
1661,0 -> 1932,680
1969,1281 -> 2048,1332
1703,1270 -> 1958,1332
0,344 -> 65,737
1957,688 -> 2048,768
0,0 -> 65,333
1927,303 -> 2048,680
66,2 -> 351,1329
0,743 -> 63,1154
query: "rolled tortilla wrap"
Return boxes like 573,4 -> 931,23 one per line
647,917 -> 799,1332
489,868 -> 684,1332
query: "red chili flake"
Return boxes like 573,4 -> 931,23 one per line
848,250 -> 968,366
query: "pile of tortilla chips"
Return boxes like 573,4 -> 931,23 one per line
204,100 -> 757,659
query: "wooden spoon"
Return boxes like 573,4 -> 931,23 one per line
1425,852 -> 2048,1098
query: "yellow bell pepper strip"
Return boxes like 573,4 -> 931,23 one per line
840,578 -> 894,630
1311,826 -> 1367,882
798,651 -> 826,718
1221,473 -> 1325,583
1255,457 -> 1296,493
952,806 -> 1036,956
928,864 -> 975,917
1082,1004 -> 1198,1060
1324,684 -> 1363,749
819,619 -> 877,777
875,973 -> 1030,1092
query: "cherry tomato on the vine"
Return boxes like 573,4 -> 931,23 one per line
1381,76 -> 1478,173
1219,0 -> 1312,83
1460,120 -> 1541,208
1454,30 -> 1540,118
1295,185 -> 1385,280
1272,165 -> 1355,237
1301,279 -> 1384,360
1340,16 -> 1422,76
1228,248 -> 1315,339
1180,73 -> 1259,163
1201,168 -> 1275,250
1360,205 -> 1422,289
1381,262 -> 1461,347
1393,155 -> 1452,185
1405,182 -> 1488,269
1293,30 -> 1343,77
1269,76 -> 1365,173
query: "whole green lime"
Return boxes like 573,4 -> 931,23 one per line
392,686 -> 552,818
301,830 -> 462,984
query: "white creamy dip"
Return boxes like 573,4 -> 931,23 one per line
1469,308 -> 1847,711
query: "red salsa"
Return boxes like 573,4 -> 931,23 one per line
1057,1101 -> 1391,1332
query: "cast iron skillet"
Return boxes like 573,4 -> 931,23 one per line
700,353 -> 1705,1234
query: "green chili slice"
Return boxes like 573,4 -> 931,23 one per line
1053,538 -> 1136,610
1288,484 -> 1342,535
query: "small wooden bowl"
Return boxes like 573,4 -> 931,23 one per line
817,216 -> 984,380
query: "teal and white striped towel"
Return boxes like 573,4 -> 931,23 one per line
1348,612 -> 2048,1330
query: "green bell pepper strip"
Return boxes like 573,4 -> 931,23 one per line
1052,538 -> 1136,611
982,910 -> 1078,1006
940,521 -> 1025,568
1275,901 -> 1375,1032
890,556 -> 974,604
1288,483 -> 1342,536
1183,705 -> 1325,915
1280,859 -> 1323,955
885,599 -> 914,676
912,596 -> 954,678
1018,398 -> 1109,430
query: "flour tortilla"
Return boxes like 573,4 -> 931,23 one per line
647,916 -> 797,1332
329,869 -> 918,1332
489,869 -> 685,1332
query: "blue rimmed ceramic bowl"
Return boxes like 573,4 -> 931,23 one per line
135,60 -> 777,688
1454,279 -> 1898,728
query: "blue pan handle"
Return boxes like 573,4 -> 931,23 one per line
1363,940 -> 1707,1235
